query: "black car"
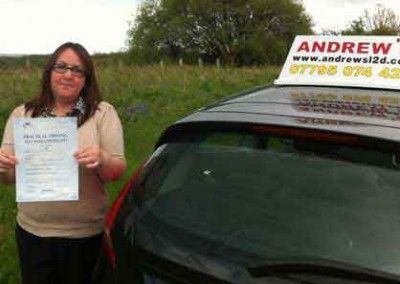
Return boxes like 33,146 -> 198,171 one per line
93,84 -> 400,284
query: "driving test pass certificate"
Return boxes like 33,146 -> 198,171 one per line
14,117 -> 78,202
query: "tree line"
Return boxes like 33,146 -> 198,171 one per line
127,1 -> 400,66
2,2 -> 400,69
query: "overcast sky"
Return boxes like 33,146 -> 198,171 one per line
302,0 -> 400,33
1,0 -> 400,55
0,0 -> 139,55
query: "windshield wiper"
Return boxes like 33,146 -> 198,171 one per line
247,258 -> 400,284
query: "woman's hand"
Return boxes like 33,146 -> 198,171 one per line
0,149 -> 17,184
0,149 -> 17,172
74,145 -> 126,182
74,145 -> 102,169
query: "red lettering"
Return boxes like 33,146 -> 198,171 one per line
297,41 -> 310,52
295,40 -> 392,54
341,42 -> 355,53
327,42 -> 340,52
312,41 -> 326,52
372,42 -> 392,54
357,42 -> 369,54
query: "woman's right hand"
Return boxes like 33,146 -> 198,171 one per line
0,149 -> 17,172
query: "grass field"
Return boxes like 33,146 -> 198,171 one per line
0,64 -> 279,283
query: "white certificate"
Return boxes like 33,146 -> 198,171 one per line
14,117 -> 79,202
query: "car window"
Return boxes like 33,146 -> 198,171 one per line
133,128 -> 400,278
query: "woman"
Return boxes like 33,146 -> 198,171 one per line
0,42 -> 126,284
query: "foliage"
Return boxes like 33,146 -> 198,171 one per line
325,4 -> 400,35
0,55 -> 47,70
127,0 -> 313,65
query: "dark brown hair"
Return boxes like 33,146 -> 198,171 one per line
25,42 -> 102,126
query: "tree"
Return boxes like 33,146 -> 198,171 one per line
127,0 -> 312,65
329,4 -> 400,35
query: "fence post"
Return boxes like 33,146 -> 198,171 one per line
216,58 -> 220,68
160,60 -> 164,68
198,57 -> 203,67
179,58 -> 183,66
25,58 -> 31,69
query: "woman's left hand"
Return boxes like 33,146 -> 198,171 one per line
74,145 -> 102,169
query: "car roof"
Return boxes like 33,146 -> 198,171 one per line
175,85 -> 400,142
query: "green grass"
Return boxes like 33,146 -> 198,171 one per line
0,64 -> 279,283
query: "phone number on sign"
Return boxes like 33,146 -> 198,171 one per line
289,64 -> 400,79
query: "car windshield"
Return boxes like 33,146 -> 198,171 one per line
132,126 -> 400,281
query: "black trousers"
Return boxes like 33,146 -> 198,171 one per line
15,224 -> 102,284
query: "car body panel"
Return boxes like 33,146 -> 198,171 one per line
176,86 -> 400,142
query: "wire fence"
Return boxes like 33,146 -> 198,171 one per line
0,54 -> 226,71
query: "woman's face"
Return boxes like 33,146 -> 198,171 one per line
50,48 -> 86,105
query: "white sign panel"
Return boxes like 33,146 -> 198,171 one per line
14,117 -> 79,202
275,35 -> 400,90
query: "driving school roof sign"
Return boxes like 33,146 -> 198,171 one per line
275,35 -> 400,90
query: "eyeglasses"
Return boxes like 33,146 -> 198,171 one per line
52,63 -> 86,77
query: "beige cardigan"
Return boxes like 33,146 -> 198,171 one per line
1,101 -> 125,238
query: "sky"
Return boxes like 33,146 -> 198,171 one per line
0,0 -> 140,55
1,0 -> 400,55
302,0 -> 400,33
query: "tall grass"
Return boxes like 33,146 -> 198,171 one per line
0,64 -> 279,283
